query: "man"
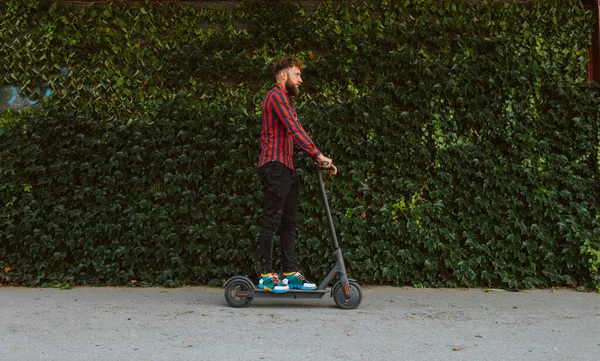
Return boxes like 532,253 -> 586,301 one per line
257,57 -> 337,293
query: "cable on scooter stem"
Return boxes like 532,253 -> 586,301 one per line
319,161 -> 335,187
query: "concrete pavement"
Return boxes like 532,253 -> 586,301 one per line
1,285 -> 599,361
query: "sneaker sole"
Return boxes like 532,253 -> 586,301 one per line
289,285 -> 317,290
258,284 -> 289,293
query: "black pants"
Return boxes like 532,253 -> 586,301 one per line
258,161 -> 299,274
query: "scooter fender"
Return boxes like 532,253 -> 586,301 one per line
223,275 -> 255,290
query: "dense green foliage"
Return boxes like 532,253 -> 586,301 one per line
1,0 -> 599,289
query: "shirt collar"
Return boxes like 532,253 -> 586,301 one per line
275,83 -> 293,99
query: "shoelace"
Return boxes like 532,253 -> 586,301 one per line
270,273 -> 281,284
294,272 -> 306,281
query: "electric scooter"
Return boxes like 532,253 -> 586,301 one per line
223,161 -> 363,309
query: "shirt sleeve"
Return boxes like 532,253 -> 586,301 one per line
270,92 -> 321,159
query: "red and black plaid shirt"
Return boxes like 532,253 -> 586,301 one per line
258,83 -> 320,170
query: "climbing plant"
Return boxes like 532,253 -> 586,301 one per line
1,0 -> 599,289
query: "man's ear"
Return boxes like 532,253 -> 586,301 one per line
275,70 -> 286,83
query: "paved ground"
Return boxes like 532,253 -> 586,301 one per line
1,285 -> 598,361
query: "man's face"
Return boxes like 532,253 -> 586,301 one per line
284,66 -> 303,96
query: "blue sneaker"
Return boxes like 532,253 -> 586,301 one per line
283,271 -> 317,290
258,273 -> 289,293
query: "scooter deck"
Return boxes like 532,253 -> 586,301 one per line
226,275 -> 331,299
240,288 -> 329,299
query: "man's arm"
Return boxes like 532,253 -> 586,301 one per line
270,92 -> 321,159
270,92 -> 337,174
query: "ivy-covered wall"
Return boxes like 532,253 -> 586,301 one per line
1,0 -> 599,290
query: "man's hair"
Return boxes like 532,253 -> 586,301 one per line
272,57 -> 305,81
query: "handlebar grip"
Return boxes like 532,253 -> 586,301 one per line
321,161 -> 330,167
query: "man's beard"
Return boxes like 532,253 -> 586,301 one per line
285,79 -> 300,97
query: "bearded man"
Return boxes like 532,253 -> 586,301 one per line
256,57 -> 337,293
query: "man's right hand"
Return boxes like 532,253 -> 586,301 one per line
316,154 -> 337,175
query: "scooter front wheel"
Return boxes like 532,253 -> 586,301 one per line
224,279 -> 253,308
332,280 -> 363,309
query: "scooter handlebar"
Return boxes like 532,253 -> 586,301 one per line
311,159 -> 335,174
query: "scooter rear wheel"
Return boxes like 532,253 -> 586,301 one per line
224,279 -> 253,308
332,280 -> 363,309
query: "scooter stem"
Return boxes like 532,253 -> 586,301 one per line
314,162 -> 340,251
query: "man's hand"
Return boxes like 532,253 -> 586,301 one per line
316,154 -> 338,175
